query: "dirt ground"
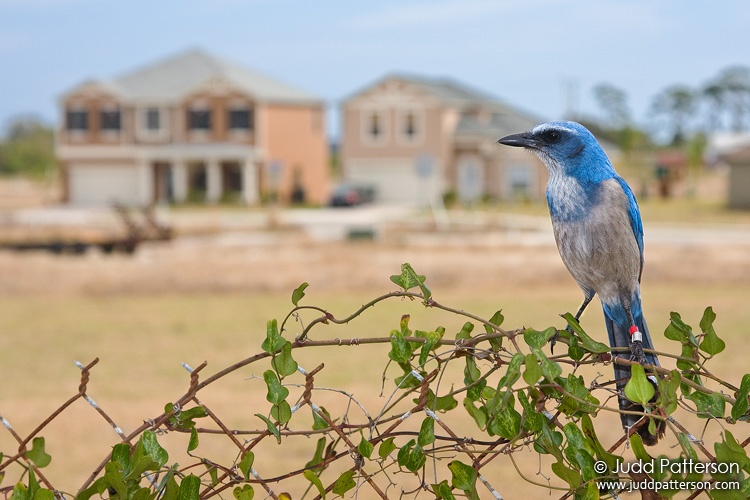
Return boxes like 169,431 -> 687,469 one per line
0,225 -> 749,296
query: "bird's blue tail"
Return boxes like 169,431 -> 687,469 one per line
602,297 -> 663,445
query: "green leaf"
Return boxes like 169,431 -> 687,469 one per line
524,327 -> 555,349
418,329 -> 443,366
378,437 -> 397,459
464,356 -> 481,384
731,374 -> 750,421
448,460 -> 477,492
104,461 -> 128,498
518,389 -> 544,432
187,427 -> 199,452
559,374 -> 600,415
629,434 -> 652,462
25,437 -> 51,468
397,439 -> 426,472
578,481 -> 600,500
418,416 -> 435,447
581,414 -> 621,473
305,438 -> 327,470
418,389 -> 458,412
433,480 -> 457,500
304,469 -> 326,499
141,430 -> 168,467
531,347 -> 562,380
688,391 -> 726,418
624,364 -> 655,405
311,406 -> 331,431
271,400 -> 292,425
178,474 -> 200,500
255,413 -> 281,444
534,424 -> 564,461
206,463 -> 219,486
523,353 -> 542,385
271,341 -> 298,377
390,263 -> 428,296
485,310 -> 504,350
357,435 -> 374,459
238,451 -> 254,481
261,319 -> 286,354
562,313 -> 610,353
715,430 -> 748,470
699,306 -> 725,356
488,400 -> 521,439
664,312 -> 692,341
405,263 -> 432,301
388,329 -> 413,364
263,370 -> 289,404
570,447 -> 596,482
111,443 -> 130,469
291,282 -> 309,306
551,461 -> 581,489
656,369 -> 681,416
233,485 -> 254,500
463,398 -> 487,429
456,322 -> 474,341
331,470 -> 356,497
32,489 -> 55,500
568,336 -> 585,361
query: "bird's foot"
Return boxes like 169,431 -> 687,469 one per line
549,327 -> 567,354
629,339 -> 648,365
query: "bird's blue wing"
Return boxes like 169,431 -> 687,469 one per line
615,176 -> 644,275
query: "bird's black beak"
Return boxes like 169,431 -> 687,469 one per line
497,132 -> 541,149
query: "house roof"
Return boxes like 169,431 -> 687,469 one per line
63,49 -> 322,105
344,73 -> 544,139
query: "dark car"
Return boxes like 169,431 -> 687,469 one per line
330,183 -> 376,207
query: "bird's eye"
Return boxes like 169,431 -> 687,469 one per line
543,130 -> 562,143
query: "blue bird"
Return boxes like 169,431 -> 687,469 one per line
498,121 -> 663,444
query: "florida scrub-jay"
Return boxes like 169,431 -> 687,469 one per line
498,121 -> 662,444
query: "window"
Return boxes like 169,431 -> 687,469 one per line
100,109 -> 121,131
188,109 -> 211,130
145,108 -> 160,131
361,110 -> 388,145
228,108 -> 253,130
369,113 -> 382,139
66,110 -> 88,131
403,112 -> 417,139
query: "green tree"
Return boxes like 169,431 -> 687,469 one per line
709,65 -> 750,132
0,117 -> 57,178
592,82 -> 631,128
650,85 -> 697,145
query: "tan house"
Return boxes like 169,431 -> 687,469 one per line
57,49 -> 329,206
340,74 -> 545,204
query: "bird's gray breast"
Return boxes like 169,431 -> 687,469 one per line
550,178 -> 642,302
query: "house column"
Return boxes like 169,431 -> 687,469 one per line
172,160 -> 188,203
136,158 -> 153,206
241,158 -> 259,205
206,158 -> 222,203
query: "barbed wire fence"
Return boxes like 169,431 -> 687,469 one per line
1,263 -> 749,500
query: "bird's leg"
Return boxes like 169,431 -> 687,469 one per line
573,295 -> 594,323
625,305 -> 647,365
552,294 -> 594,353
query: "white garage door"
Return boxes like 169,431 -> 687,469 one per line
68,164 -> 141,206
345,158 -> 442,204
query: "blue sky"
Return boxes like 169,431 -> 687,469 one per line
1,0 -> 748,139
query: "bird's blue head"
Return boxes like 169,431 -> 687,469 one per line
497,121 -> 616,183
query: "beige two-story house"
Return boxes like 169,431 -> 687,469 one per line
340,74 -> 546,204
57,49 -> 329,206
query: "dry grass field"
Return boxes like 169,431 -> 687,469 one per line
2,197 -> 750,498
